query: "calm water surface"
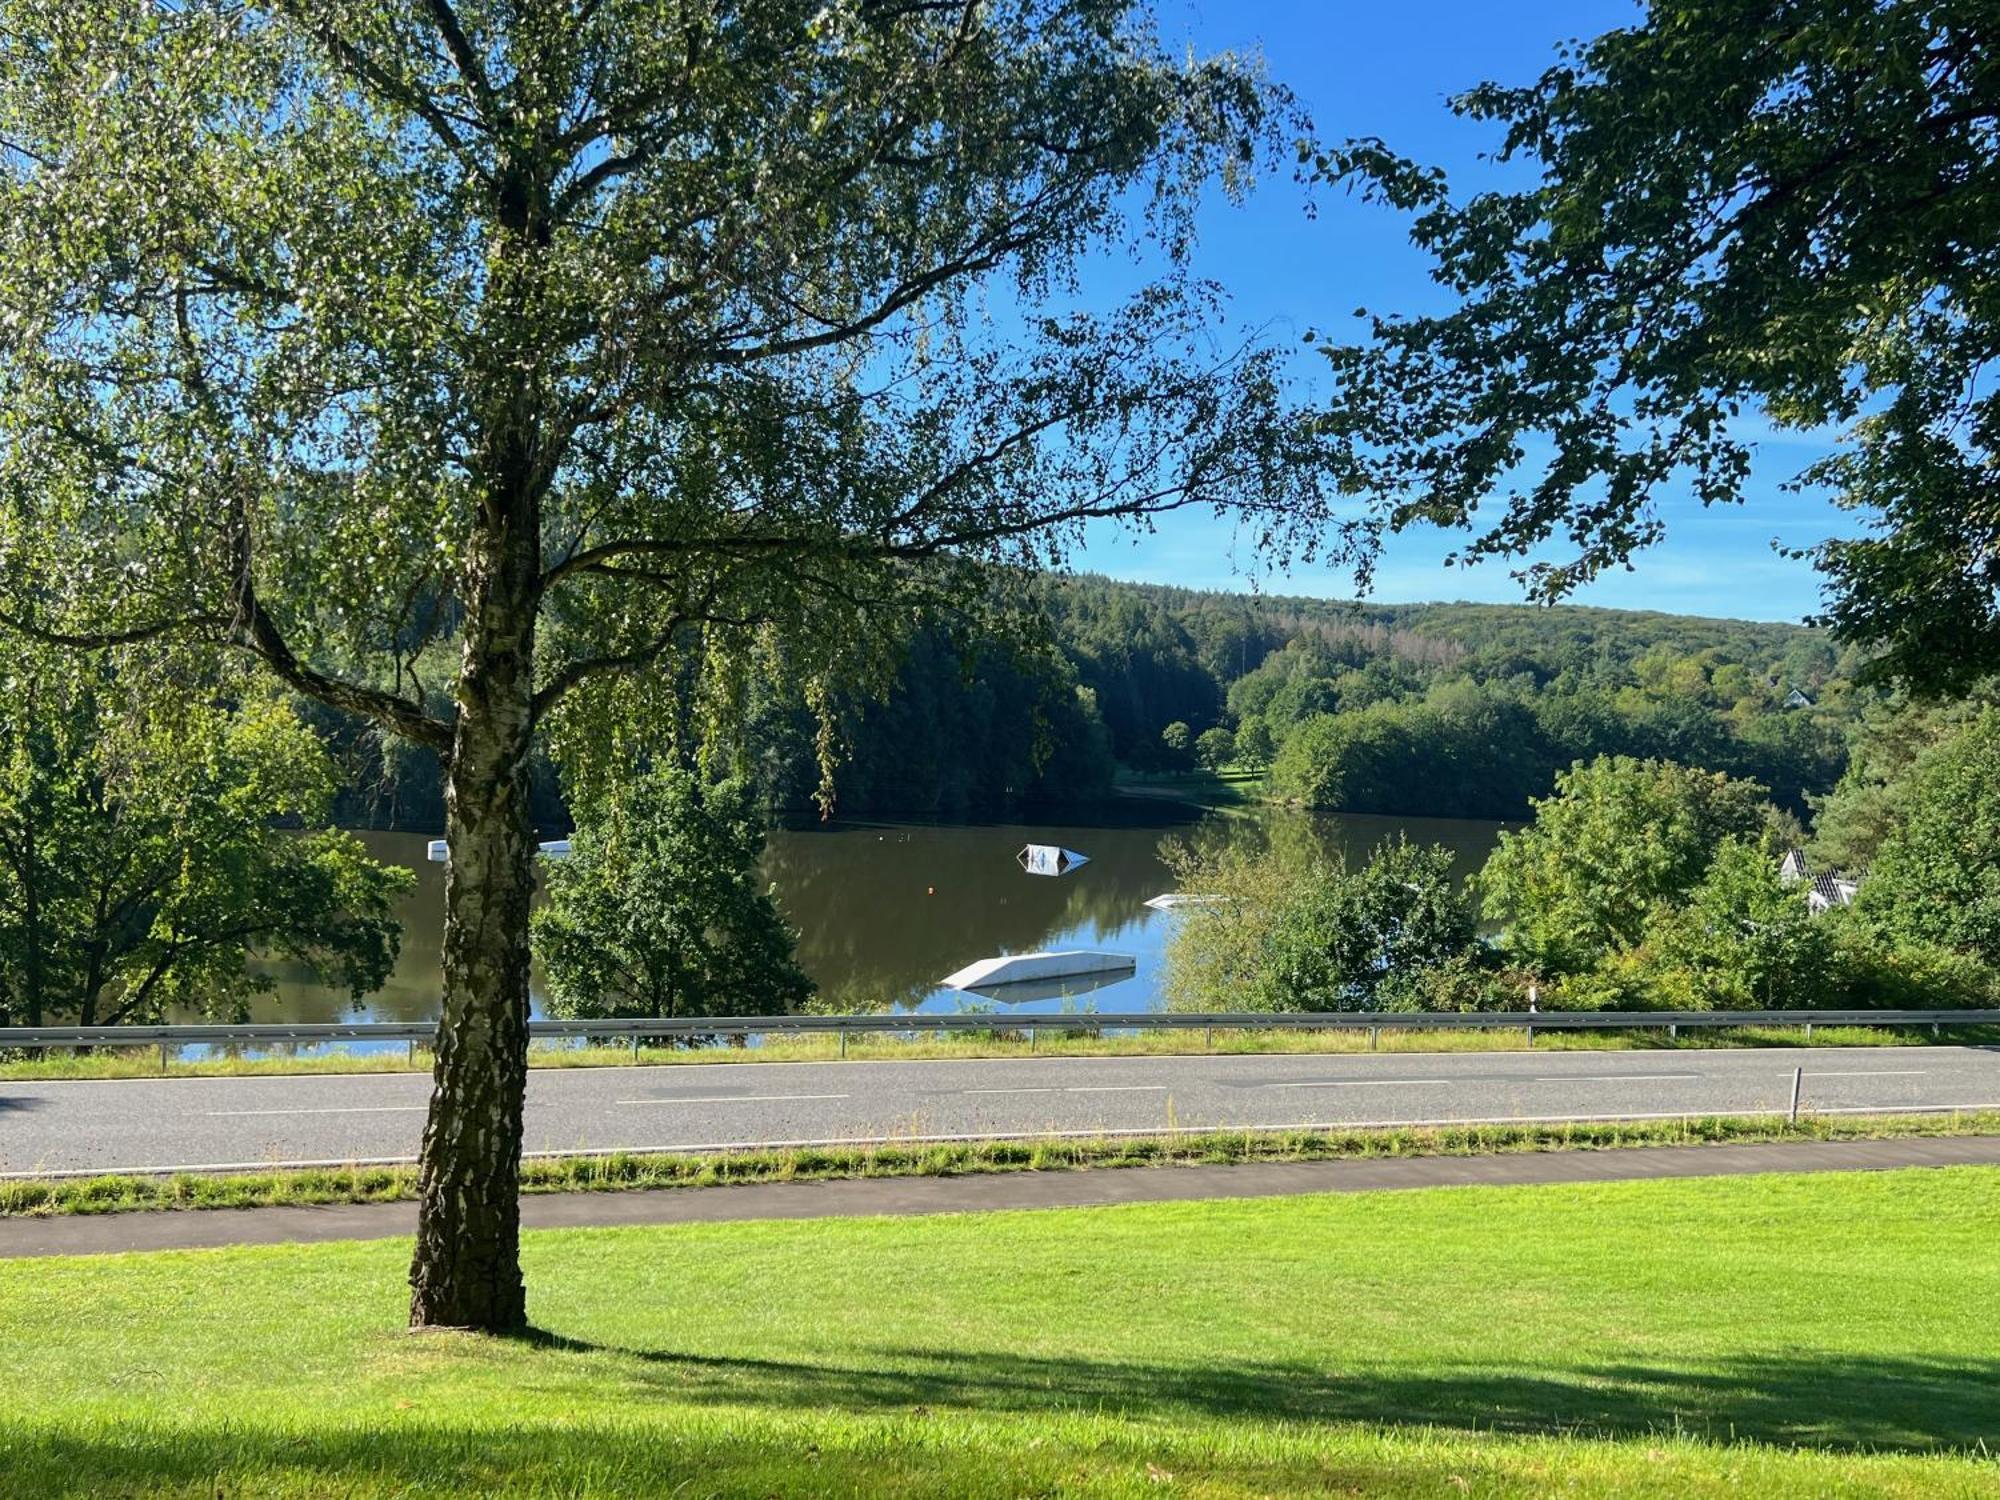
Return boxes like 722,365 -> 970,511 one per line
250,801 -> 1506,1023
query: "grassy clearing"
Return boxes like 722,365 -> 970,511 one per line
2,1168 -> 1997,1496
1113,766 -> 1267,811
7,1019 -> 1995,1081
7,1109 -> 1998,1218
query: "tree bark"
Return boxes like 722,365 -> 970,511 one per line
408,525 -> 540,1333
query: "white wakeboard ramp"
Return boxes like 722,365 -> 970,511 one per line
1142,892 -> 1225,911
427,838 -> 573,862
1017,843 -> 1089,877
940,950 -> 1137,993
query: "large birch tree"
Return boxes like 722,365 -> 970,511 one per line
0,1 -> 1347,1330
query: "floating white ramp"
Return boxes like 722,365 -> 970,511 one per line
1143,892 -> 1225,911
1018,844 -> 1089,877
940,949 -> 1137,997
426,838 -> 574,863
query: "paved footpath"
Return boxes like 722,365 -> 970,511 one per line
8,1044 -> 2000,1177
5,1134 -> 1998,1259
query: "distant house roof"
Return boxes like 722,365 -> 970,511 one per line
1783,686 -> 1815,709
1780,849 -> 1860,912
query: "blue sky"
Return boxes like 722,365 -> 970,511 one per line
1069,0 -> 1859,623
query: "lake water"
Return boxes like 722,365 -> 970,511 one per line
249,800 -> 1507,1023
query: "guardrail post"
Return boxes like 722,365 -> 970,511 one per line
1369,1026 -> 1379,1051
840,1028 -> 848,1059
407,1038 -> 416,1067
159,1041 -> 168,1075
1029,1025 -> 1037,1053
1804,1021 -> 1813,1042
1789,1065 -> 1804,1124
1669,1023 -> 1678,1040
1525,1024 -> 1534,1049
630,1032 -> 641,1063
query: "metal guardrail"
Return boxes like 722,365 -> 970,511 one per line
3,1007 -> 1998,1055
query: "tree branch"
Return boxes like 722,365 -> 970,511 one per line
277,2 -> 492,183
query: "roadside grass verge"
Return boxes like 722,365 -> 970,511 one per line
7,1019 -> 1995,1081
7,1109 -> 1998,1218
1,1168 -> 1996,1496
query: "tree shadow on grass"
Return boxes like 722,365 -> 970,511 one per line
509,1331 -> 2000,1456
7,1345 -> 1995,1499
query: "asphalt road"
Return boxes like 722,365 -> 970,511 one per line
5,1045 -> 2000,1177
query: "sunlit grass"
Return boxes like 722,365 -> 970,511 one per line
6,1109 -> 1996,1218
2,1168 -> 1996,1496
5,1018 -> 1994,1081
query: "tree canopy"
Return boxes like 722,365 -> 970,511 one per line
534,767 -> 812,1023
1317,0 -> 1999,692
0,0 -> 1344,1332
0,644 -> 409,1028
1481,756 -> 1777,976
1859,710 -> 2000,965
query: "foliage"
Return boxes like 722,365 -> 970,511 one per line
1194,726 -> 1235,772
0,648 -> 409,1027
1234,716 -> 1276,770
1857,711 -> 2000,966
1809,686 -> 2000,869
533,768 -> 811,1022
1621,840 -> 1836,1011
1164,833 -> 1481,1013
1481,757 -> 1776,976
1160,721 -> 1192,756
325,571 -> 1869,826
0,0 -> 1357,1326
1317,0 -> 2000,692
740,624 -> 1115,817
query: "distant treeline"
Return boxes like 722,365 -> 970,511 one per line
319,575 -> 1869,828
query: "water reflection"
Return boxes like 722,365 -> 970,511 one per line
241,804 -> 1507,1022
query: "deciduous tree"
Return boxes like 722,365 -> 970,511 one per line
1481,757 -> 1776,975
534,768 -> 811,1022
1317,0 -> 2000,691
0,0 -> 1342,1329
0,646 -> 409,1029
1859,711 -> 2000,963
1194,725 -> 1234,772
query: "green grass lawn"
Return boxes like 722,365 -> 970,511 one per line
1113,765 -> 1267,812
3,1169 -> 1998,1497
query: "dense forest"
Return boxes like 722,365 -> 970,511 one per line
318,574 -> 1870,829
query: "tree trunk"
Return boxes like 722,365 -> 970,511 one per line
408,152 -> 553,1333
409,531 -> 539,1333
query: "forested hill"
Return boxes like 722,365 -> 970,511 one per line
329,574 -> 1868,829
1042,577 -> 1855,758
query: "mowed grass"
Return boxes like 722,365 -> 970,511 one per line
8,1110 -> 2000,1218
2,1169 -> 1998,1497
8,1020 -> 1994,1081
